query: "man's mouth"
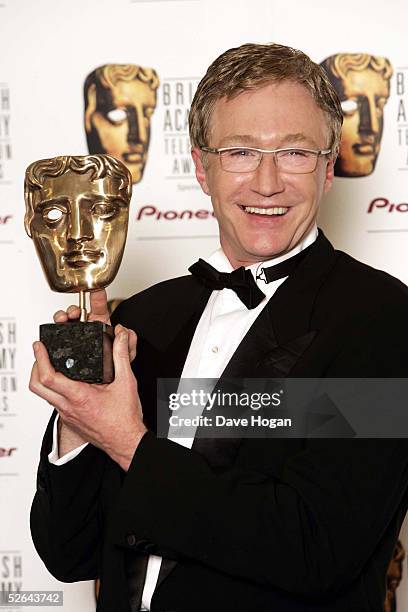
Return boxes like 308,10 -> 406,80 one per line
241,206 -> 289,216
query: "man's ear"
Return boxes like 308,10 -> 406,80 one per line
323,158 -> 335,194
191,147 -> 211,195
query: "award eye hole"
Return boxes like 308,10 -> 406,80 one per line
341,99 -> 359,116
91,202 -> 117,219
106,108 -> 127,124
44,208 -> 63,222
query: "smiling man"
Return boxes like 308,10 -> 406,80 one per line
30,44 -> 408,612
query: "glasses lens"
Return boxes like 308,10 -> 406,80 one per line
277,149 -> 318,173
220,148 -> 261,172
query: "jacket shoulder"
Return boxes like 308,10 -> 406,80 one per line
327,249 -> 408,308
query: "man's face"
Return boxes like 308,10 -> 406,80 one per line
86,78 -> 157,184
336,69 -> 390,177
28,170 -> 129,292
192,81 -> 334,268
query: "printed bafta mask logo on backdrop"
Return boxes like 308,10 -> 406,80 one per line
320,54 -> 393,177
84,64 -> 160,184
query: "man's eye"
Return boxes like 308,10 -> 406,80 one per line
106,108 -> 127,124
228,149 -> 256,158
43,208 -> 64,222
281,150 -> 309,158
91,202 -> 117,219
341,99 -> 358,116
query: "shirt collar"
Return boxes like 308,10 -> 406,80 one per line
205,224 -> 318,292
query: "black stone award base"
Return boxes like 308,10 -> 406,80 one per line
40,321 -> 114,383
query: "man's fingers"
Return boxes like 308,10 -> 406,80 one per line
90,289 -> 110,321
112,330 -> 134,381
32,341 -> 88,400
53,306 -> 80,323
115,325 -> 137,362
53,310 -> 69,323
67,305 -> 81,319
128,329 -> 137,362
29,361 -> 67,408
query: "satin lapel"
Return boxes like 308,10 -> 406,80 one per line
267,229 -> 338,347
143,278 -> 212,361
159,284 -> 212,379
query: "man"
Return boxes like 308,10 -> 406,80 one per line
30,43 -> 408,612
320,53 -> 393,178
84,64 -> 159,184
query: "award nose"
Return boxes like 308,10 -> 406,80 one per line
67,208 -> 94,242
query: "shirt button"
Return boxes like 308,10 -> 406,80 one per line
212,346 -> 219,353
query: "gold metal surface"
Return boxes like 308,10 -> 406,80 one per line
84,64 -> 159,184
24,155 -> 133,303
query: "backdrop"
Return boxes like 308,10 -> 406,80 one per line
1,0 -> 407,609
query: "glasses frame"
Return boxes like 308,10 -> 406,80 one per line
200,146 -> 332,174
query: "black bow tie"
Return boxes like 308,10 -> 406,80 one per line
189,248 -> 310,310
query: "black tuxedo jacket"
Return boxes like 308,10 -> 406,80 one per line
31,232 -> 408,611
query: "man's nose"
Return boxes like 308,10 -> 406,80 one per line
359,96 -> 381,136
250,153 -> 285,197
67,206 -> 94,242
127,106 -> 147,145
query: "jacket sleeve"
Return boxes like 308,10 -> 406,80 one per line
108,306 -> 408,599
30,302 -> 128,581
30,411 -> 109,582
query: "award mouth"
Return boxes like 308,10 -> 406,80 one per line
64,249 -> 102,268
352,143 -> 376,156
123,150 -> 145,164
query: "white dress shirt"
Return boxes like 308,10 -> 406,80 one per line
48,226 -> 318,610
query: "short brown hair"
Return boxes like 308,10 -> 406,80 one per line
189,43 -> 343,156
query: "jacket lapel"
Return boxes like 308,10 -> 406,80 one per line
191,231 -> 338,460
225,230 -> 338,376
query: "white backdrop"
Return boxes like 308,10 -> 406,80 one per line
1,0 -> 408,609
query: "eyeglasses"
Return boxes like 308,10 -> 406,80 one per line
200,146 -> 332,174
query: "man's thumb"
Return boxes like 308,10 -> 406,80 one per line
113,330 -> 130,378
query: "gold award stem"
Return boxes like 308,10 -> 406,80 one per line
79,290 -> 88,323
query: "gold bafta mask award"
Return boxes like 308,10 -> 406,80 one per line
24,154 -> 132,383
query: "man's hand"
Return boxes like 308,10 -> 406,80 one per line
53,288 -> 111,326
29,290 -> 146,471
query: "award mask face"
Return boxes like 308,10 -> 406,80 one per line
84,64 -> 159,184
24,155 -> 132,293
320,53 -> 393,177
